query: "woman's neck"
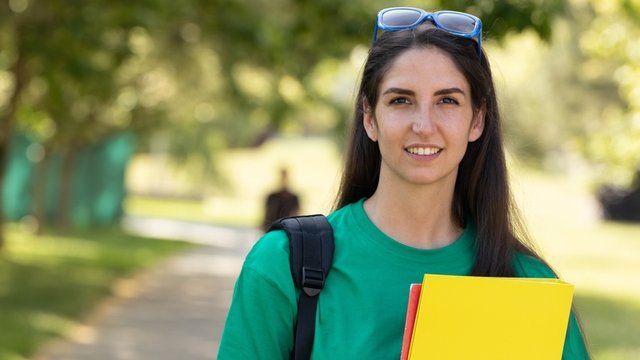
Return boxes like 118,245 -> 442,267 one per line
363,179 -> 462,249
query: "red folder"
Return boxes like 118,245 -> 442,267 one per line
400,283 -> 421,360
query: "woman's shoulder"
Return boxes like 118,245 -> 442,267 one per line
325,198 -> 367,230
243,230 -> 291,277
512,251 -> 558,279
245,201 -> 358,276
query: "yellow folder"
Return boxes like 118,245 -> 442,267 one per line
407,274 -> 574,360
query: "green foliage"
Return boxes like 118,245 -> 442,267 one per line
490,0 -> 640,187
572,0 -> 640,186
443,0 -> 566,41
0,225 -> 193,359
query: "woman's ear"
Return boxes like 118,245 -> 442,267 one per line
468,103 -> 486,142
363,101 -> 378,142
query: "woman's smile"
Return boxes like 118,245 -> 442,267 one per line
405,145 -> 442,158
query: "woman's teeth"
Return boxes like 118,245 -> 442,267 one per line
406,147 -> 440,155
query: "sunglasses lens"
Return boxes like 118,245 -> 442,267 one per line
436,13 -> 477,33
381,8 -> 423,27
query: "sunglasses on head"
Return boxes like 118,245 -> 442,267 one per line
372,7 -> 483,58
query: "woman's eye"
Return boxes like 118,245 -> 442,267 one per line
440,97 -> 459,105
390,97 -> 411,105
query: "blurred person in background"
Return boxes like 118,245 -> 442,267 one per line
220,7 -> 589,359
261,167 -> 300,232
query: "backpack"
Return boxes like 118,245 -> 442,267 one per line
268,214 -> 335,360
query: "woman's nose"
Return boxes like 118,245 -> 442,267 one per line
411,106 -> 436,134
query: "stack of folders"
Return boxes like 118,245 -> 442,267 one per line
400,274 -> 575,360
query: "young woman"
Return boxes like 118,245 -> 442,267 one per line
218,7 -> 590,359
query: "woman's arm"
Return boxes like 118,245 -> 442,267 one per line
217,232 -> 297,360
562,310 -> 591,360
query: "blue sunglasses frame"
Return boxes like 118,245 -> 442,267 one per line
372,7 -> 483,58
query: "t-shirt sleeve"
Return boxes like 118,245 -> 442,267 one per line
513,253 -> 591,360
217,231 -> 297,360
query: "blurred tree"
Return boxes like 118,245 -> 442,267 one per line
571,0 -> 640,187
493,0 -> 640,189
0,0 -> 184,235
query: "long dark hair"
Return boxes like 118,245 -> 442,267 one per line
334,26 -> 542,277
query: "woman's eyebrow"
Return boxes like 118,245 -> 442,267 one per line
381,87 -> 415,96
434,87 -> 466,97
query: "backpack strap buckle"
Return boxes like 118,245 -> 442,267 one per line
302,267 -> 324,296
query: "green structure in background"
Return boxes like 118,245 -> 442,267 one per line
2,132 -> 136,227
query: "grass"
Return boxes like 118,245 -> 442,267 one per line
575,292 -> 640,359
0,225 -> 193,360
126,136 -> 640,359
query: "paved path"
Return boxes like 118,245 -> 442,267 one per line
34,216 -> 260,360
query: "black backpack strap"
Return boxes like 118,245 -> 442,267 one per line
268,214 -> 334,360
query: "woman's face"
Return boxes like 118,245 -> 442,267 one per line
364,46 -> 484,190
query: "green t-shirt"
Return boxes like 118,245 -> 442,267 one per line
218,199 -> 589,359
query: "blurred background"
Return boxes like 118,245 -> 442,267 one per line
0,0 -> 639,359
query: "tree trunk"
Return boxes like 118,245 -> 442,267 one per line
0,137 -> 8,250
0,32 -> 28,250
31,144 -> 50,235
56,142 -> 77,231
